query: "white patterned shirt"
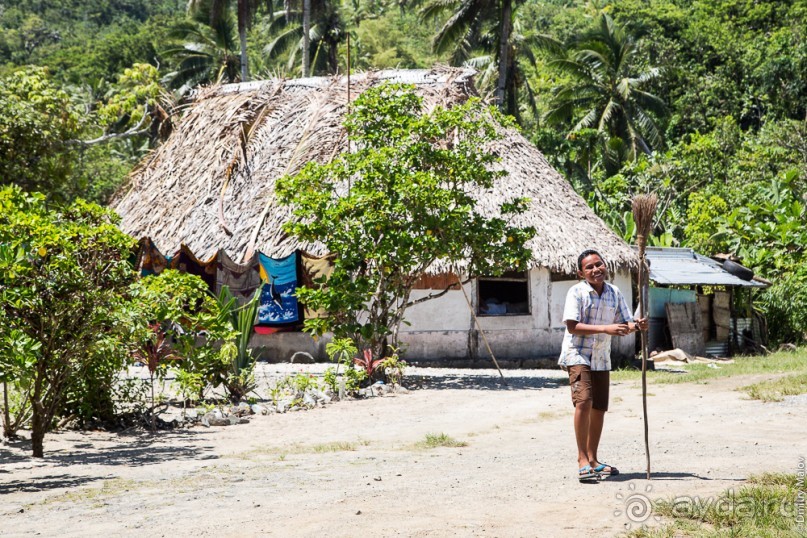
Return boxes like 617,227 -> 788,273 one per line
558,280 -> 633,371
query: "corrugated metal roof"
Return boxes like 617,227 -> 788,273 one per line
637,247 -> 767,287
218,68 -> 478,94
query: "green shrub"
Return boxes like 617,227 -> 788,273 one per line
759,267 -> 807,346
0,186 -> 137,455
129,270 -> 237,401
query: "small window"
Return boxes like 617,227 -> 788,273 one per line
478,271 -> 530,316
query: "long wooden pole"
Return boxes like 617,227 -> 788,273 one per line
456,274 -> 507,385
346,33 -> 351,112
632,193 -> 656,480
639,257 -> 651,479
302,0 -> 310,77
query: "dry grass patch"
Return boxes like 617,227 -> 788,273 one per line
231,439 -> 369,461
31,478 -> 140,509
414,433 -> 468,449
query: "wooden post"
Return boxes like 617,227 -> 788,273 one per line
346,33 -> 351,113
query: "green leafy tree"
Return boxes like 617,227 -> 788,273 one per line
760,267 -> 807,346
262,0 -> 345,75
0,324 -> 39,438
276,83 -> 535,361
34,19 -> 168,85
0,67 -> 83,201
129,270 -> 237,402
95,63 -> 164,132
164,8 -> 241,93
187,0 -> 271,82
540,13 -> 665,170
415,0 -> 525,115
684,191 -> 729,255
349,8 -> 439,70
0,186 -> 138,456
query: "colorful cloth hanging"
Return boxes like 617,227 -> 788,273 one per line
300,252 -> 336,319
170,244 -> 217,290
216,251 -> 262,306
257,252 -> 300,325
139,238 -> 172,276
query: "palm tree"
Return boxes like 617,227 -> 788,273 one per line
263,0 -> 345,75
187,0 -> 271,82
163,9 -> 241,94
541,14 -> 665,162
464,15 -> 537,122
415,0 -> 524,115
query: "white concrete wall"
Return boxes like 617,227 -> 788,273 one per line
398,268 -> 636,363
250,267 -> 637,365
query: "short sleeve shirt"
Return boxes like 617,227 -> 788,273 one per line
558,280 -> 633,371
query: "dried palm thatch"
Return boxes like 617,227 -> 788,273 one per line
112,67 -> 637,275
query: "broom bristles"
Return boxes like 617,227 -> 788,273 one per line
632,194 -> 658,248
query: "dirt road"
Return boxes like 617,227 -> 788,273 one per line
1,365 -> 804,537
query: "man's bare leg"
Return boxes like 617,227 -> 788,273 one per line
587,408 -> 605,467
574,401 -> 592,469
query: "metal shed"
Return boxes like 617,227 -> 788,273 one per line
637,247 -> 768,357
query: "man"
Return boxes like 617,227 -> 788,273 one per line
559,249 -> 647,481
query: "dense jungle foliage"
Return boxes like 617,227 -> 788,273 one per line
1,0 -> 805,344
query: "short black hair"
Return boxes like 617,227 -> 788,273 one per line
578,249 -> 605,271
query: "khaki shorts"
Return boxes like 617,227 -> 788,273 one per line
568,365 -> 609,411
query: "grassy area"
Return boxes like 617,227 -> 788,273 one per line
743,374 -> 807,402
626,473 -> 804,537
30,478 -> 140,509
309,441 -> 364,453
232,439 -> 369,461
611,348 -> 807,386
414,433 -> 468,449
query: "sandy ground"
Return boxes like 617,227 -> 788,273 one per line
1,364 -> 805,538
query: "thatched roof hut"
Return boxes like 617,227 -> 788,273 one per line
112,67 -> 635,275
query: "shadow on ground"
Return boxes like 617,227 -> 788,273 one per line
1,430 -> 218,472
406,374 -> 567,391
0,473 -> 107,494
605,471 -> 744,482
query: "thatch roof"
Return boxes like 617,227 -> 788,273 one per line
112,67 -> 636,275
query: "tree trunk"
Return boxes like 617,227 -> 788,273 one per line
238,0 -> 250,81
2,381 -> 11,438
302,0 -> 311,77
495,0 -> 513,111
239,27 -> 249,82
31,402 -> 45,458
328,38 -> 338,75
150,373 -> 156,433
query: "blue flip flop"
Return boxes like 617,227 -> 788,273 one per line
578,465 -> 598,481
593,462 -> 619,476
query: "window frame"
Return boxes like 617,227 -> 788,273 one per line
476,270 -> 531,317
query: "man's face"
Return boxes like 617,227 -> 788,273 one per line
578,253 -> 607,285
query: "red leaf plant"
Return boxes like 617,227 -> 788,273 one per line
132,323 -> 181,431
354,349 -> 385,379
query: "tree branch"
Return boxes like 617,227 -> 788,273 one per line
403,276 -> 473,309
77,105 -> 151,146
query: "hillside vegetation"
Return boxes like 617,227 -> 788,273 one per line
1,0 -> 805,343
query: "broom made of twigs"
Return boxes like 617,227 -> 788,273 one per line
632,193 -> 657,480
